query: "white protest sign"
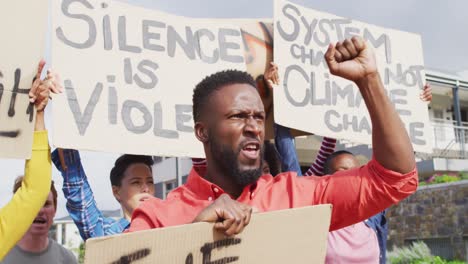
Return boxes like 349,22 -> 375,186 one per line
52,0 -> 246,158
0,1 -> 48,159
274,0 -> 433,153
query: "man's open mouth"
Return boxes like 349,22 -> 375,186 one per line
241,141 -> 260,160
33,217 -> 47,224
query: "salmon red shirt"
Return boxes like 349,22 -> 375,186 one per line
129,158 -> 417,232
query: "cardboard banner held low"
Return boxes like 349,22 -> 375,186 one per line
84,205 -> 332,263
0,1 -> 47,159
274,0 -> 433,153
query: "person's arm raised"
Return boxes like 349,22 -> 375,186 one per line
325,37 -> 415,174
0,60 -> 58,259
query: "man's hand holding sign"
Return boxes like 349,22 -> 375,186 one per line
193,194 -> 253,237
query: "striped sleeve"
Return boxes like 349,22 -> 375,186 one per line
304,137 -> 337,176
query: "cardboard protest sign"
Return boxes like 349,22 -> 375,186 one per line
0,2 -> 48,159
84,205 -> 332,263
274,0 -> 433,153
51,0 -> 246,158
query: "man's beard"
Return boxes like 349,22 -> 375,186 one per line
209,136 -> 264,187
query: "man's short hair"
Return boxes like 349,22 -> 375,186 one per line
192,70 -> 257,122
110,155 -> 154,186
13,176 -> 58,211
323,150 -> 355,175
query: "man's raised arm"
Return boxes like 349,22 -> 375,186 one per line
325,36 -> 415,174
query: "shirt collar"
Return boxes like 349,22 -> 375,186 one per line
186,166 -> 226,201
186,166 -> 265,201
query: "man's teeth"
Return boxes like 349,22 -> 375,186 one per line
244,144 -> 258,151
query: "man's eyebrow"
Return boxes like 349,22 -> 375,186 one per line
229,108 -> 265,113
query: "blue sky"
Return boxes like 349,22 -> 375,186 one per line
1,0 -> 467,218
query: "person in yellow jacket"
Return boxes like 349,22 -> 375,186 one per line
0,60 -> 62,260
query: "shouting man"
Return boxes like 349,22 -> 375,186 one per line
128,36 -> 418,236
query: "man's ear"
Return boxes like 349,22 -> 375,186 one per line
195,122 -> 208,143
112,185 -> 121,202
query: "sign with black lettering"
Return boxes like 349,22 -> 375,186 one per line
51,0 -> 246,157
0,2 -> 47,159
274,0 -> 433,153
84,205 -> 332,264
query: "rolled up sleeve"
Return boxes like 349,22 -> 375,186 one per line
303,158 -> 417,231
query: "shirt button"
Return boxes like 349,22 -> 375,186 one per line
213,187 -> 219,193
208,197 -> 213,201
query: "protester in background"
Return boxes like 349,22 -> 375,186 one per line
323,150 -> 386,264
52,149 -> 156,240
1,179 -> 77,264
129,36 -> 418,237
0,60 -> 63,260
